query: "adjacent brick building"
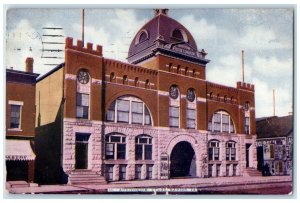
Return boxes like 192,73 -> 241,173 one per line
35,9 -> 257,184
6,58 -> 39,182
256,115 -> 293,176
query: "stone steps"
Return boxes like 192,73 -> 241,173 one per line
245,167 -> 262,177
68,170 -> 107,185
6,181 -> 29,188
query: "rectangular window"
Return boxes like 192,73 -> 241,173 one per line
146,165 -> 153,179
132,101 -> 143,124
208,164 -> 213,177
214,147 -> 219,160
169,106 -> 179,128
208,148 -> 213,161
226,148 -> 230,161
105,143 -> 114,160
286,146 -> 290,159
245,117 -> 250,134
106,165 -> 114,181
270,144 -> 274,159
226,164 -> 230,176
119,165 -> 126,180
186,108 -> 196,129
231,148 -> 236,161
76,93 -> 89,119
233,164 -> 237,176
117,99 -> 130,123
117,144 -> 126,159
145,145 -> 152,160
216,164 -> 221,177
135,165 -> 142,179
10,105 -> 21,128
135,145 -> 143,160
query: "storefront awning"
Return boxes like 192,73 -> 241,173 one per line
6,140 -> 36,161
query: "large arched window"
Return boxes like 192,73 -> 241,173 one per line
135,135 -> 152,160
208,111 -> 235,133
106,96 -> 152,125
105,133 -> 126,160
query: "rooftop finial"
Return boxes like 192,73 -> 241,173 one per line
154,9 -> 169,16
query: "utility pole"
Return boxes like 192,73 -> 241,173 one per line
242,50 -> 245,82
273,89 -> 276,116
82,9 -> 85,45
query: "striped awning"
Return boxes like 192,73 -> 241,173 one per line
6,140 -> 36,161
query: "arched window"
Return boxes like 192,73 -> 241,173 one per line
123,75 -> 128,85
209,92 -> 213,99
106,96 -> 152,125
208,140 -> 220,161
226,141 -> 236,161
105,133 -> 126,160
135,135 -> 152,160
177,65 -> 180,73
169,85 -> 180,128
172,28 -> 188,42
110,72 -> 115,82
185,67 -> 188,75
186,88 -> 196,129
145,79 -> 150,88
217,94 -> 220,101
224,95 -> 227,103
231,96 -> 234,103
208,111 -> 235,133
134,77 -> 139,86
76,69 -> 90,119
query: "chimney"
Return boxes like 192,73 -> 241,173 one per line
25,57 -> 33,73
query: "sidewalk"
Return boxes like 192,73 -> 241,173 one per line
5,175 -> 292,194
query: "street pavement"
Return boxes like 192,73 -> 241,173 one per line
4,175 -> 293,195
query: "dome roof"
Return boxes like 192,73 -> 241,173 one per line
127,9 -> 209,65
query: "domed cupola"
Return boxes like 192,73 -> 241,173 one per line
127,9 -> 210,65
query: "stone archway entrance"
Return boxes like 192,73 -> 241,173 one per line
170,141 -> 196,177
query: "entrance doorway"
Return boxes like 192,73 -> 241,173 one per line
75,133 -> 90,169
170,141 -> 196,177
246,144 -> 251,168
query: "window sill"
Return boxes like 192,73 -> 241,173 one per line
7,128 -> 23,132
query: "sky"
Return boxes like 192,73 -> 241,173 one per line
5,7 -> 294,118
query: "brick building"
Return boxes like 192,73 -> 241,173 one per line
256,115 -> 293,176
35,9 -> 257,184
6,58 -> 39,183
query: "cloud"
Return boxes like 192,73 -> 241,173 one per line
71,9 -> 147,61
207,54 -> 251,87
179,15 -> 219,40
239,25 -> 293,50
253,78 -> 292,117
252,56 -> 293,78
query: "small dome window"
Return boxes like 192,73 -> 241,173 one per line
135,29 -> 149,45
172,29 -> 188,42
